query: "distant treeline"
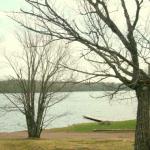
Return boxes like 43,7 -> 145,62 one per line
0,80 -> 130,93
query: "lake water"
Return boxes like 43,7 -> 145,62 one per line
0,91 -> 137,132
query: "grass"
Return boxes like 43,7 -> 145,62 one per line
0,120 -> 135,150
0,139 -> 133,150
50,120 -> 136,132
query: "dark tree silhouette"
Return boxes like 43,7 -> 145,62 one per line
4,30 -> 70,138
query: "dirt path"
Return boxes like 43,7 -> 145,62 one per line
0,131 -> 134,141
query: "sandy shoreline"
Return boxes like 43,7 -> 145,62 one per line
0,130 -> 134,141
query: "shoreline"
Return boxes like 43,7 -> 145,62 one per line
0,130 -> 134,141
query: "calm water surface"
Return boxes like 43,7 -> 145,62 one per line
0,91 -> 137,132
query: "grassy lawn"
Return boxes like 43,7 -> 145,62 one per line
0,139 -> 133,150
50,120 -> 136,132
0,120 -> 135,150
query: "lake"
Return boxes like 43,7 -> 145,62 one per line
0,91 -> 137,132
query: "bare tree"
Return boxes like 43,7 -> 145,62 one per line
14,0 -> 150,149
4,30 -> 70,138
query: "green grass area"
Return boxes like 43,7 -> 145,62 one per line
50,120 -> 136,132
0,120 -> 135,150
0,139 -> 133,150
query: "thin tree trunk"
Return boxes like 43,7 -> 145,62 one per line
26,114 -> 41,138
135,85 -> 150,150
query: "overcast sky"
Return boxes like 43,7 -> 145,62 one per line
0,0 -> 75,79
0,0 -> 150,80
0,1 -> 21,79
0,0 -> 32,79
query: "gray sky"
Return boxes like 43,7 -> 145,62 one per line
0,0 -> 150,80
0,1 -> 23,79
0,0 -> 75,79
0,0 -> 30,38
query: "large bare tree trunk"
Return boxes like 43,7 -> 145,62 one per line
135,85 -> 150,150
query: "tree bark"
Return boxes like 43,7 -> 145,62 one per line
135,85 -> 150,150
26,114 -> 42,138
